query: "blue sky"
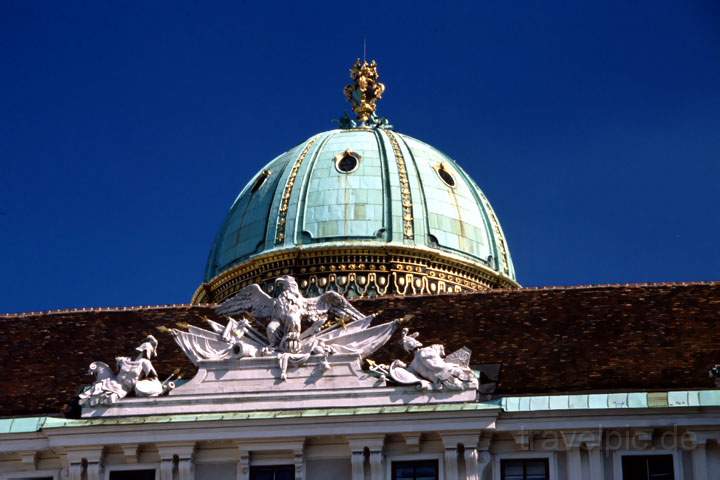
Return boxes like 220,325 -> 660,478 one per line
1,1 -> 719,313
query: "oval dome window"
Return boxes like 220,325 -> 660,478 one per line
335,149 -> 361,173
251,169 -> 272,193
436,164 -> 456,187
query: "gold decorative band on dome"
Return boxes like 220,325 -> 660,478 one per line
385,130 -> 414,240
192,244 -> 519,305
477,191 -> 510,275
274,138 -> 317,245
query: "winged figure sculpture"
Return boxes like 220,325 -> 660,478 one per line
172,276 -> 398,379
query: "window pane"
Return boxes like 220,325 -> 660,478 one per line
526,460 -> 548,480
415,465 -> 437,475
392,460 -> 438,480
502,459 -> 548,480
622,455 -> 674,480
251,472 -> 275,480
622,456 -> 647,479
504,462 -> 524,478
109,470 -> 156,480
274,470 -> 293,480
394,465 -> 415,479
504,474 -> 524,480
249,465 -> 295,480
648,455 -> 674,480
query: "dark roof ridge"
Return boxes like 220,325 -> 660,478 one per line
2,280 -> 718,318
352,280 -> 720,303
499,280 -> 720,292
0,303 -> 216,319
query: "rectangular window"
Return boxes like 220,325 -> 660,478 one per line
501,458 -> 549,480
249,465 -> 295,480
108,470 -> 156,480
391,460 -> 439,480
622,455 -> 674,480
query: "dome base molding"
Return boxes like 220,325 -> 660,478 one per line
193,245 -> 519,304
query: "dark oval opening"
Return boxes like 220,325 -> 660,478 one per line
337,154 -> 358,173
438,166 -> 455,187
251,170 -> 271,193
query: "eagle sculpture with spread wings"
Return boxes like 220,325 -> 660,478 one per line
172,276 -> 398,379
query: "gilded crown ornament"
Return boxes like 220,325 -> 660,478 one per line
343,59 -> 387,126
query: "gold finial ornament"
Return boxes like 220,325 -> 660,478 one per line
344,59 -> 386,123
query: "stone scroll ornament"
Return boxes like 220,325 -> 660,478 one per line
172,275 -> 399,380
78,335 -> 177,407
375,328 -> 479,391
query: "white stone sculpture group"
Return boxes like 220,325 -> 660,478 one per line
79,275 -> 478,409
78,335 -> 176,407
172,276 -> 398,380
387,328 -> 479,391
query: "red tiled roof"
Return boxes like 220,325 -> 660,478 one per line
1,282 -> 719,417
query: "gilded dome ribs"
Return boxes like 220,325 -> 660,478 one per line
385,130 -> 414,240
478,191 -> 510,276
274,138 -> 317,245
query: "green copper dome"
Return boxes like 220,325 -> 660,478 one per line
196,128 -> 517,303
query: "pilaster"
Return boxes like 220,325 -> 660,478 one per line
440,432 -> 481,480
684,431 -> 720,480
369,450 -> 384,480
476,435 -> 492,480
236,449 -> 250,480
587,446 -> 604,480
563,429 -> 602,480
159,459 -> 174,480
177,458 -> 193,480
477,451 -> 491,480
86,462 -> 102,480
444,448 -> 458,480
350,450 -> 365,480
691,444 -> 708,480
67,463 -> 83,480
348,435 -> 385,480
62,447 -> 103,480
463,447 -> 479,480
293,448 -> 305,480
157,442 -> 196,480
565,447 -> 582,480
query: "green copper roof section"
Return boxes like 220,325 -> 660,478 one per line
204,129 -> 516,282
501,390 -> 720,412
4,390 -> 720,434
23,402 -> 501,431
0,416 -> 45,434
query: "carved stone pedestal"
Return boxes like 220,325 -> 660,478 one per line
82,354 -> 477,417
